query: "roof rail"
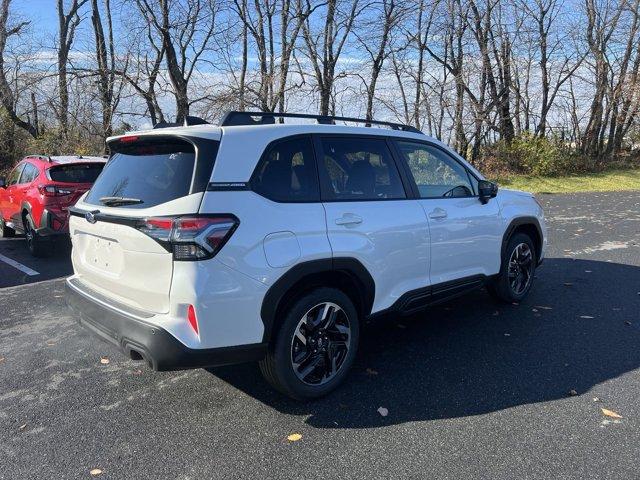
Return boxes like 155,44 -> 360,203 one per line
219,111 -> 423,134
153,115 -> 210,129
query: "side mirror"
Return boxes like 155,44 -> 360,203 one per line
0,177 -> 6,188
478,180 -> 498,204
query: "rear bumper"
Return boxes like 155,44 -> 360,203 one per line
36,209 -> 68,237
65,279 -> 267,371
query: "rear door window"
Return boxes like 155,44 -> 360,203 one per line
19,163 -> 39,184
317,136 -> 406,201
48,164 -> 104,183
85,138 -> 198,209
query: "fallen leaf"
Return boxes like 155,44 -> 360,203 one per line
18,424 -> 27,431
504,333 -> 511,337
568,389 -> 578,396
564,283 -> 573,287
593,397 -> 600,402
532,308 -> 538,312
46,341 -> 56,346
90,468 -> 103,476
580,315 -> 594,319
0,357 -> 4,363
512,302 -> 519,306
625,321 -> 632,326
100,357 -> 110,365
287,433 -> 302,442
131,369 -> 143,376
365,368 -> 378,376
377,407 -> 389,417
584,270 -> 592,273
601,408 -> 622,419
534,306 -> 553,310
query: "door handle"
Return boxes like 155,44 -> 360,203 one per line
428,208 -> 448,220
335,214 -> 363,226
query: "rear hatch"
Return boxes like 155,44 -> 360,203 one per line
70,133 -> 219,313
44,163 -> 105,221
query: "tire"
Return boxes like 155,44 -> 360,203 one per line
259,287 -> 360,400
23,214 -> 51,257
488,232 -> 537,303
0,218 -> 15,238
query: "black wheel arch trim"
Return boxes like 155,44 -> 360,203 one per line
17,200 -> 33,230
501,216 -> 544,266
260,257 -> 375,344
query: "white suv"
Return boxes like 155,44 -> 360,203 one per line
66,112 -> 546,399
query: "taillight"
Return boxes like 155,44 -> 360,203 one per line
136,215 -> 238,261
38,184 -> 73,197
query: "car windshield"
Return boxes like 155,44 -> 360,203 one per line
48,164 -> 104,183
84,138 -> 197,209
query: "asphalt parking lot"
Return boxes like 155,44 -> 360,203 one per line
1,191 -> 639,479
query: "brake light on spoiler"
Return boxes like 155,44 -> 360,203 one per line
135,215 -> 238,261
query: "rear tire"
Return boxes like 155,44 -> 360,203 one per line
259,287 -> 359,400
0,218 -> 15,238
23,214 -> 51,257
488,232 -> 537,303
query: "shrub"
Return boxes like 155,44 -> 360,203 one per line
477,133 -> 598,176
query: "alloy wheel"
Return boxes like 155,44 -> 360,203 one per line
290,302 -> 351,386
508,242 -> 533,295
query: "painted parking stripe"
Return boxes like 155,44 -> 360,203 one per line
0,253 -> 40,276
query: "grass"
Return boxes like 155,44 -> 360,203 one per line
494,168 -> 640,194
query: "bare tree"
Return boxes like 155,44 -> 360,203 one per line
136,0 -> 219,122
91,0 -> 125,140
301,0 -> 362,116
56,0 -> 88,139
0,0 -> 37,137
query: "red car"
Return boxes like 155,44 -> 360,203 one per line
0,155 -> 106,256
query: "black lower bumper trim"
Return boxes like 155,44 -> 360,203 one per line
65,280 -> 267,371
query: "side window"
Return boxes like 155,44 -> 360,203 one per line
6,164 -> 25,186
19,163 -> 39,184
318,136 -> 406,200
395,141 -> 476,198
252,136 -> 319,202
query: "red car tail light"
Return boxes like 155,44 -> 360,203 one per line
38,184 -> 73,197
135,215 -> 238,261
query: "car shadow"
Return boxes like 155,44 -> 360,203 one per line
207,258 -> 640,428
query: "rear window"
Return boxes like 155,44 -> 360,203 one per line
85,138 -> 198,209
48,164 -> 104,183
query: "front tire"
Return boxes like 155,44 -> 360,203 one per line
488,232 -> 537,303
259,287 -> 359,400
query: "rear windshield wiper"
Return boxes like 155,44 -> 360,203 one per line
99,196 -> 144,206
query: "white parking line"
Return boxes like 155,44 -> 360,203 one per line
0,253 -> 40,276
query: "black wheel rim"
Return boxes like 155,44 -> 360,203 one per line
508,242 -> 533,295
290,302 -> 351,386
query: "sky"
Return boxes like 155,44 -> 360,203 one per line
15,0 -> 59,35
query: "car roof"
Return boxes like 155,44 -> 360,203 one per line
107,122 -> 485,182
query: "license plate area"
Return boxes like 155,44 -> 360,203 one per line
79,232 -> 124,276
